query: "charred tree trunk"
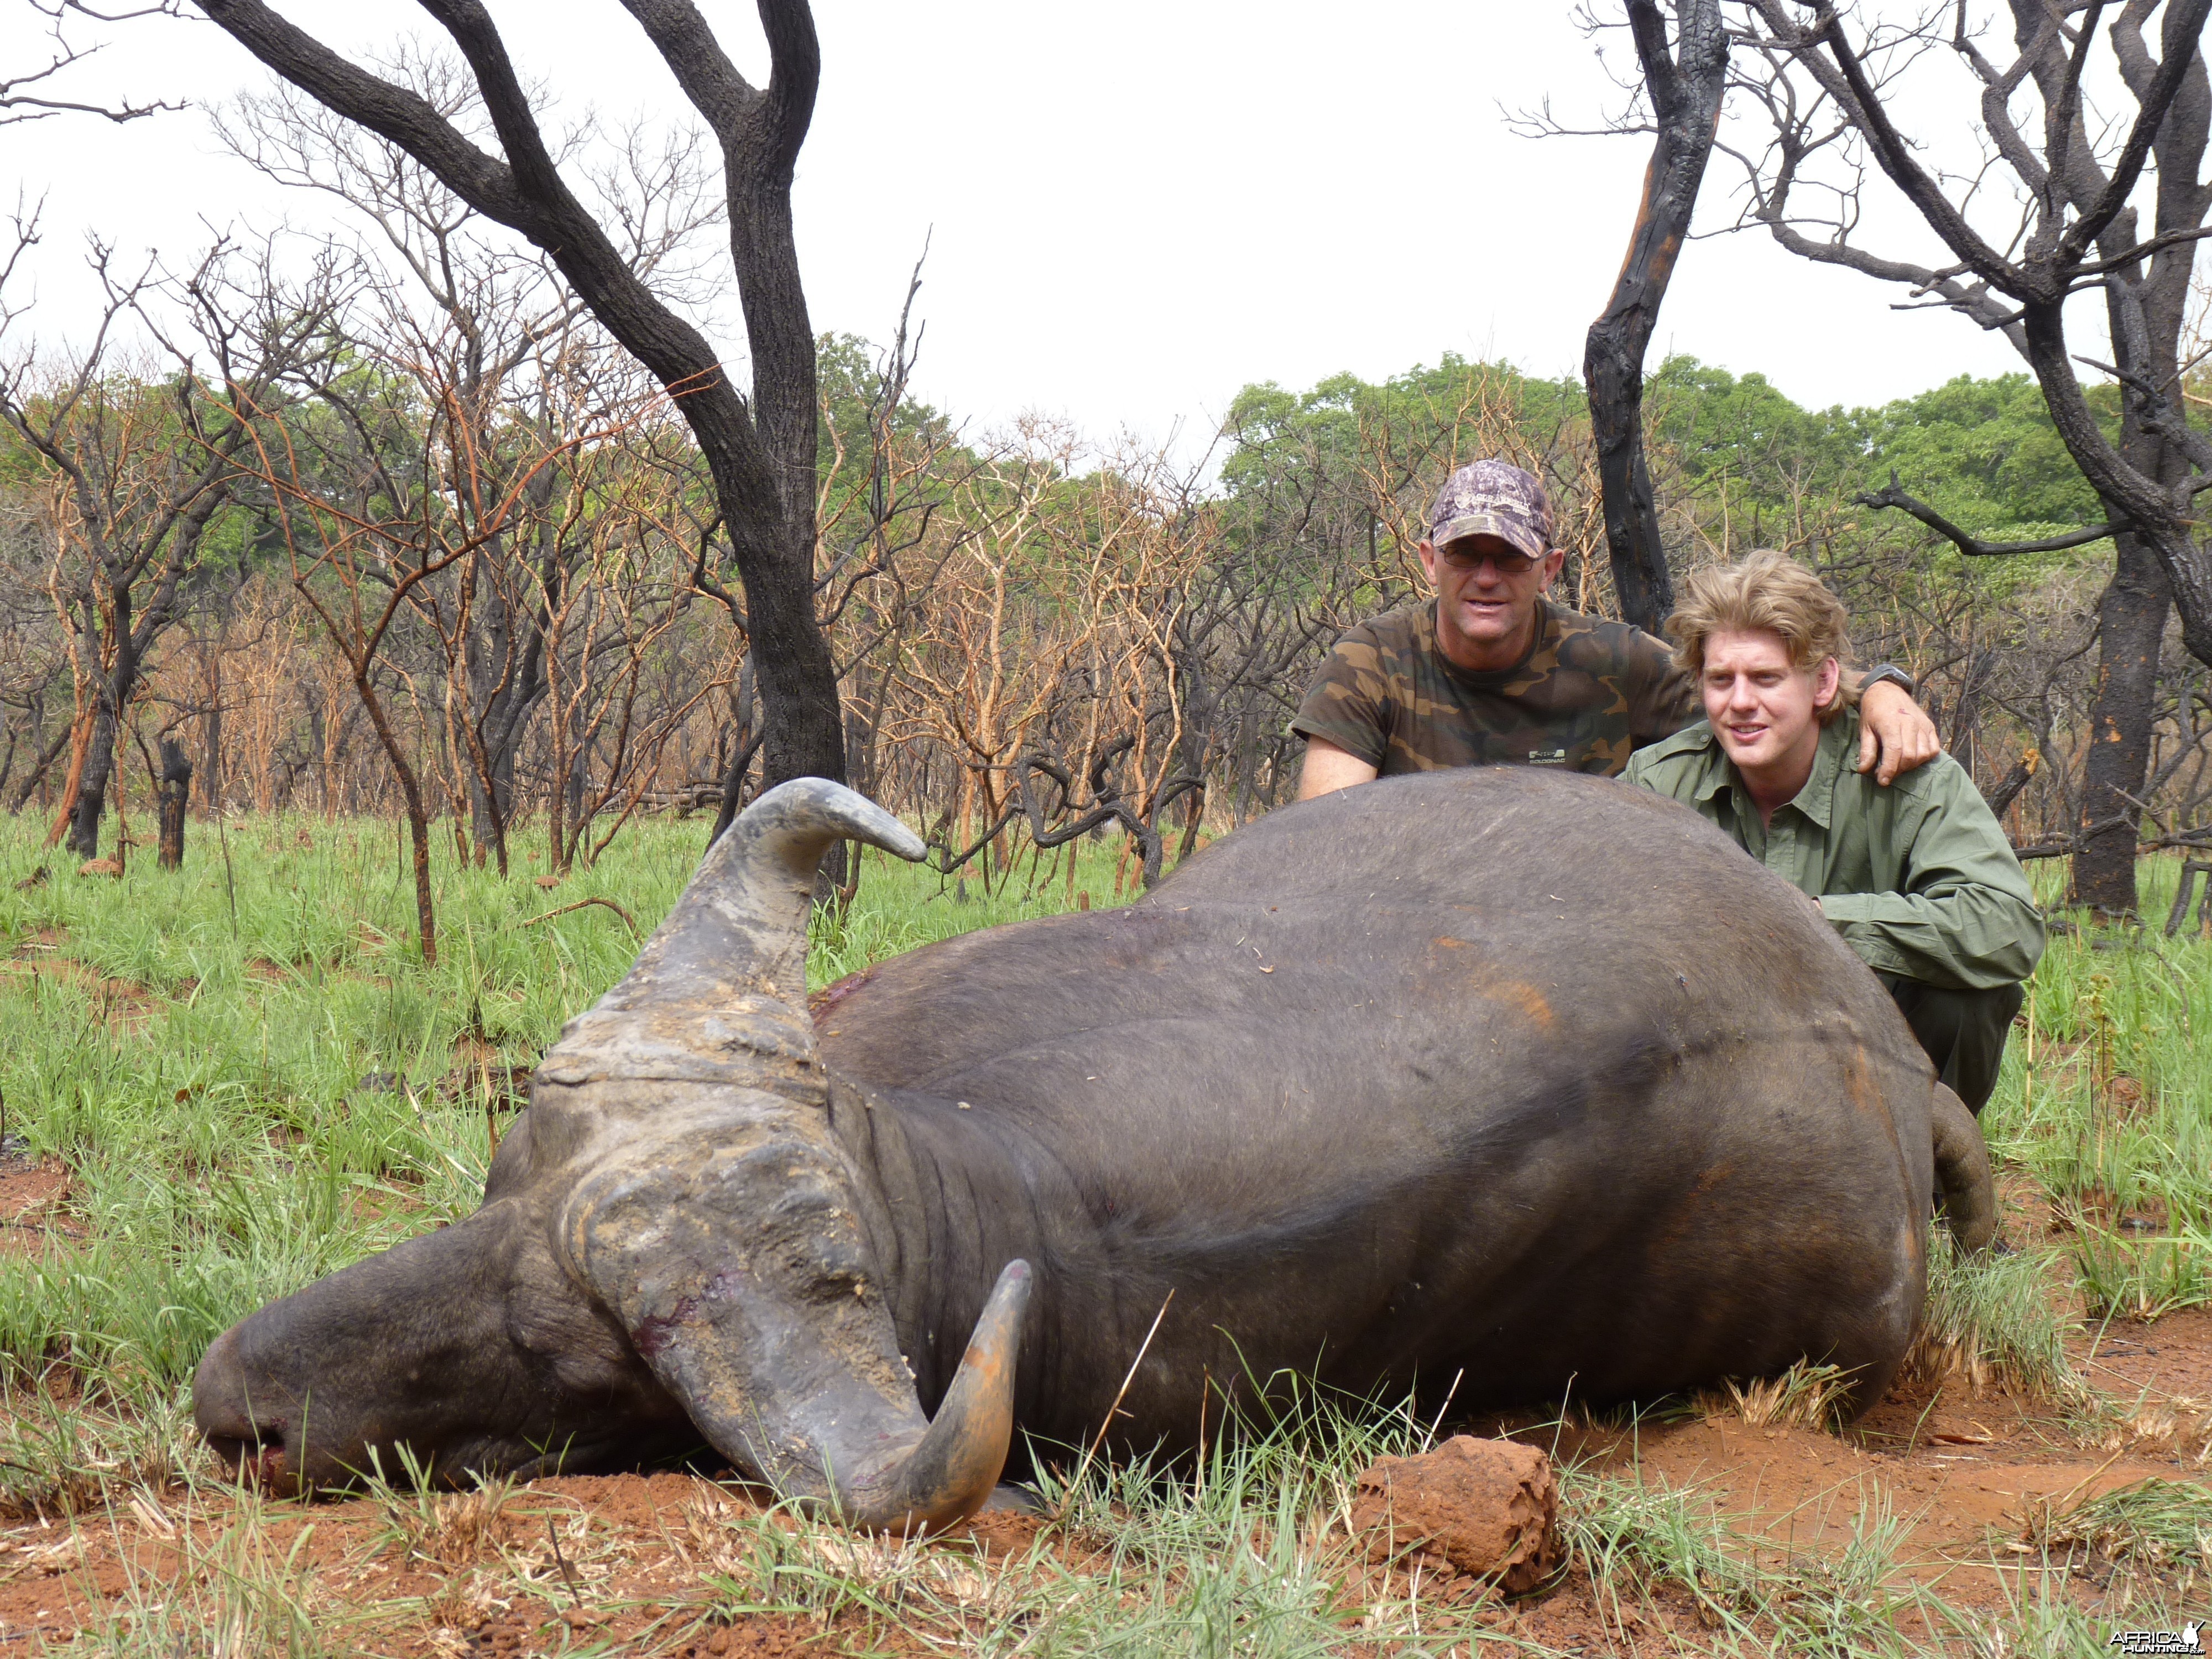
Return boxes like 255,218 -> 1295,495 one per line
66,603 -> 139,860
64,706 -> 114,860
712,653 -> 762,844
2072,532 -> 2169,916
197,0 -> 848,795
1583,0 -> 1725,634
2041,49 -> 2201,917
156,737 -> 192,870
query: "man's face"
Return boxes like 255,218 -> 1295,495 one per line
1700,628 -> 1839,776
1417,534 -> 1565,666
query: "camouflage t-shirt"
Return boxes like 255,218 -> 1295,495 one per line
1291,599 -> 1697,778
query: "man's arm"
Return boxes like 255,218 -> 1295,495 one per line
1290,620 -> 1392,796
1297,737 -> 1379,800
1641,646 -> 1939,784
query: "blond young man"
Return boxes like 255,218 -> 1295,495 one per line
1624,551 -> 2044,1114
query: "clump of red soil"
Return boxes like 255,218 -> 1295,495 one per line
0,1155 -> 76,1258
1350,1435 -> 1561,1593
664,1617 -> 828,1657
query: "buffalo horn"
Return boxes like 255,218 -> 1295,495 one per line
540,778 -> 925,1092
820,1258 -> 1034,1533
550,781 -> 1027,1532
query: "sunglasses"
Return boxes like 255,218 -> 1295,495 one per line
1433,541 -> 1543,575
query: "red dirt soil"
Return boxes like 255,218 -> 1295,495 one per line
0,1158 -> 76,1258
0,1307 -> 2201,1657
4,931 -> 156,1032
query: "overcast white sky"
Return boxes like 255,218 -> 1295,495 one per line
3,1 -> 2036,451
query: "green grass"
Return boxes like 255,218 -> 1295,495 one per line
0,813 -> 1138,1408
1990,855 -> 2212,1326
693,1395 -> 1473,1658
0,812 -> 2207,1651
1907,1241 -> 2087,1404
2027,1475 -> 2212,1581
1549,1459 -> 2123,1658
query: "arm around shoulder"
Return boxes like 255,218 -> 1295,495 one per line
1853,676 -> 1942,785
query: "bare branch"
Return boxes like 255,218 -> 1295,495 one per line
1,1 -> 184,127
1856,472 -> 2127,556
1782,3 -> 2033,296
2055,0 -> 2212,264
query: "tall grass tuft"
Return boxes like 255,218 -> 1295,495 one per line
1697,1359 -> 1857,1430
1902,1243 -> 2087,1404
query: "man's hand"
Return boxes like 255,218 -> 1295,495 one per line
1856,680 -> 1939,786
1297,737 -> 1380,800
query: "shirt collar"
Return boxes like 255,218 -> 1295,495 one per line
1688,729 -> 1734,804
1788,711 -> 1859,830
1694,708 -> 1856,822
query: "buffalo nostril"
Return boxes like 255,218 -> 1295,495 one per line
207,1428 -> 289,1492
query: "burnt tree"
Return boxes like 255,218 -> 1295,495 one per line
1583,0 -> 1728,634
155,734 -> 190,869
192,0 -> 847,794
1723,0 -> 2212,917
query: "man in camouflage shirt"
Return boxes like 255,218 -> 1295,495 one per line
1293,461 -> 1936,796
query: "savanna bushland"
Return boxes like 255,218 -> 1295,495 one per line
1,6 -> 2210,1656
6,320 -> 2212,1651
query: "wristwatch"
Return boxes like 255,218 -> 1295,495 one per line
1860,663 -> 1916,698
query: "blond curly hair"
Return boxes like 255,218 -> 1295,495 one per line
1664,551 -> 1856,724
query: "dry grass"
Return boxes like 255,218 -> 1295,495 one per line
1698,1360 -> 1858,1431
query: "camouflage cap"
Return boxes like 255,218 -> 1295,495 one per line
1427,460 -> 1554,560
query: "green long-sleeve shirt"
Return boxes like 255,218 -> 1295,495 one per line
1623,708 -> 2045,991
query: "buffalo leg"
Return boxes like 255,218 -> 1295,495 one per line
1930,1084 -> 1996,1256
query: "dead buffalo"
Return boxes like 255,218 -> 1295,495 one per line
194,768 -> 1994,1532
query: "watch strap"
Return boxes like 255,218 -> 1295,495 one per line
1860,663 -> 1916,698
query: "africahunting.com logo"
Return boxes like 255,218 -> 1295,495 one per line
2109,1621 -> 2201,1655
